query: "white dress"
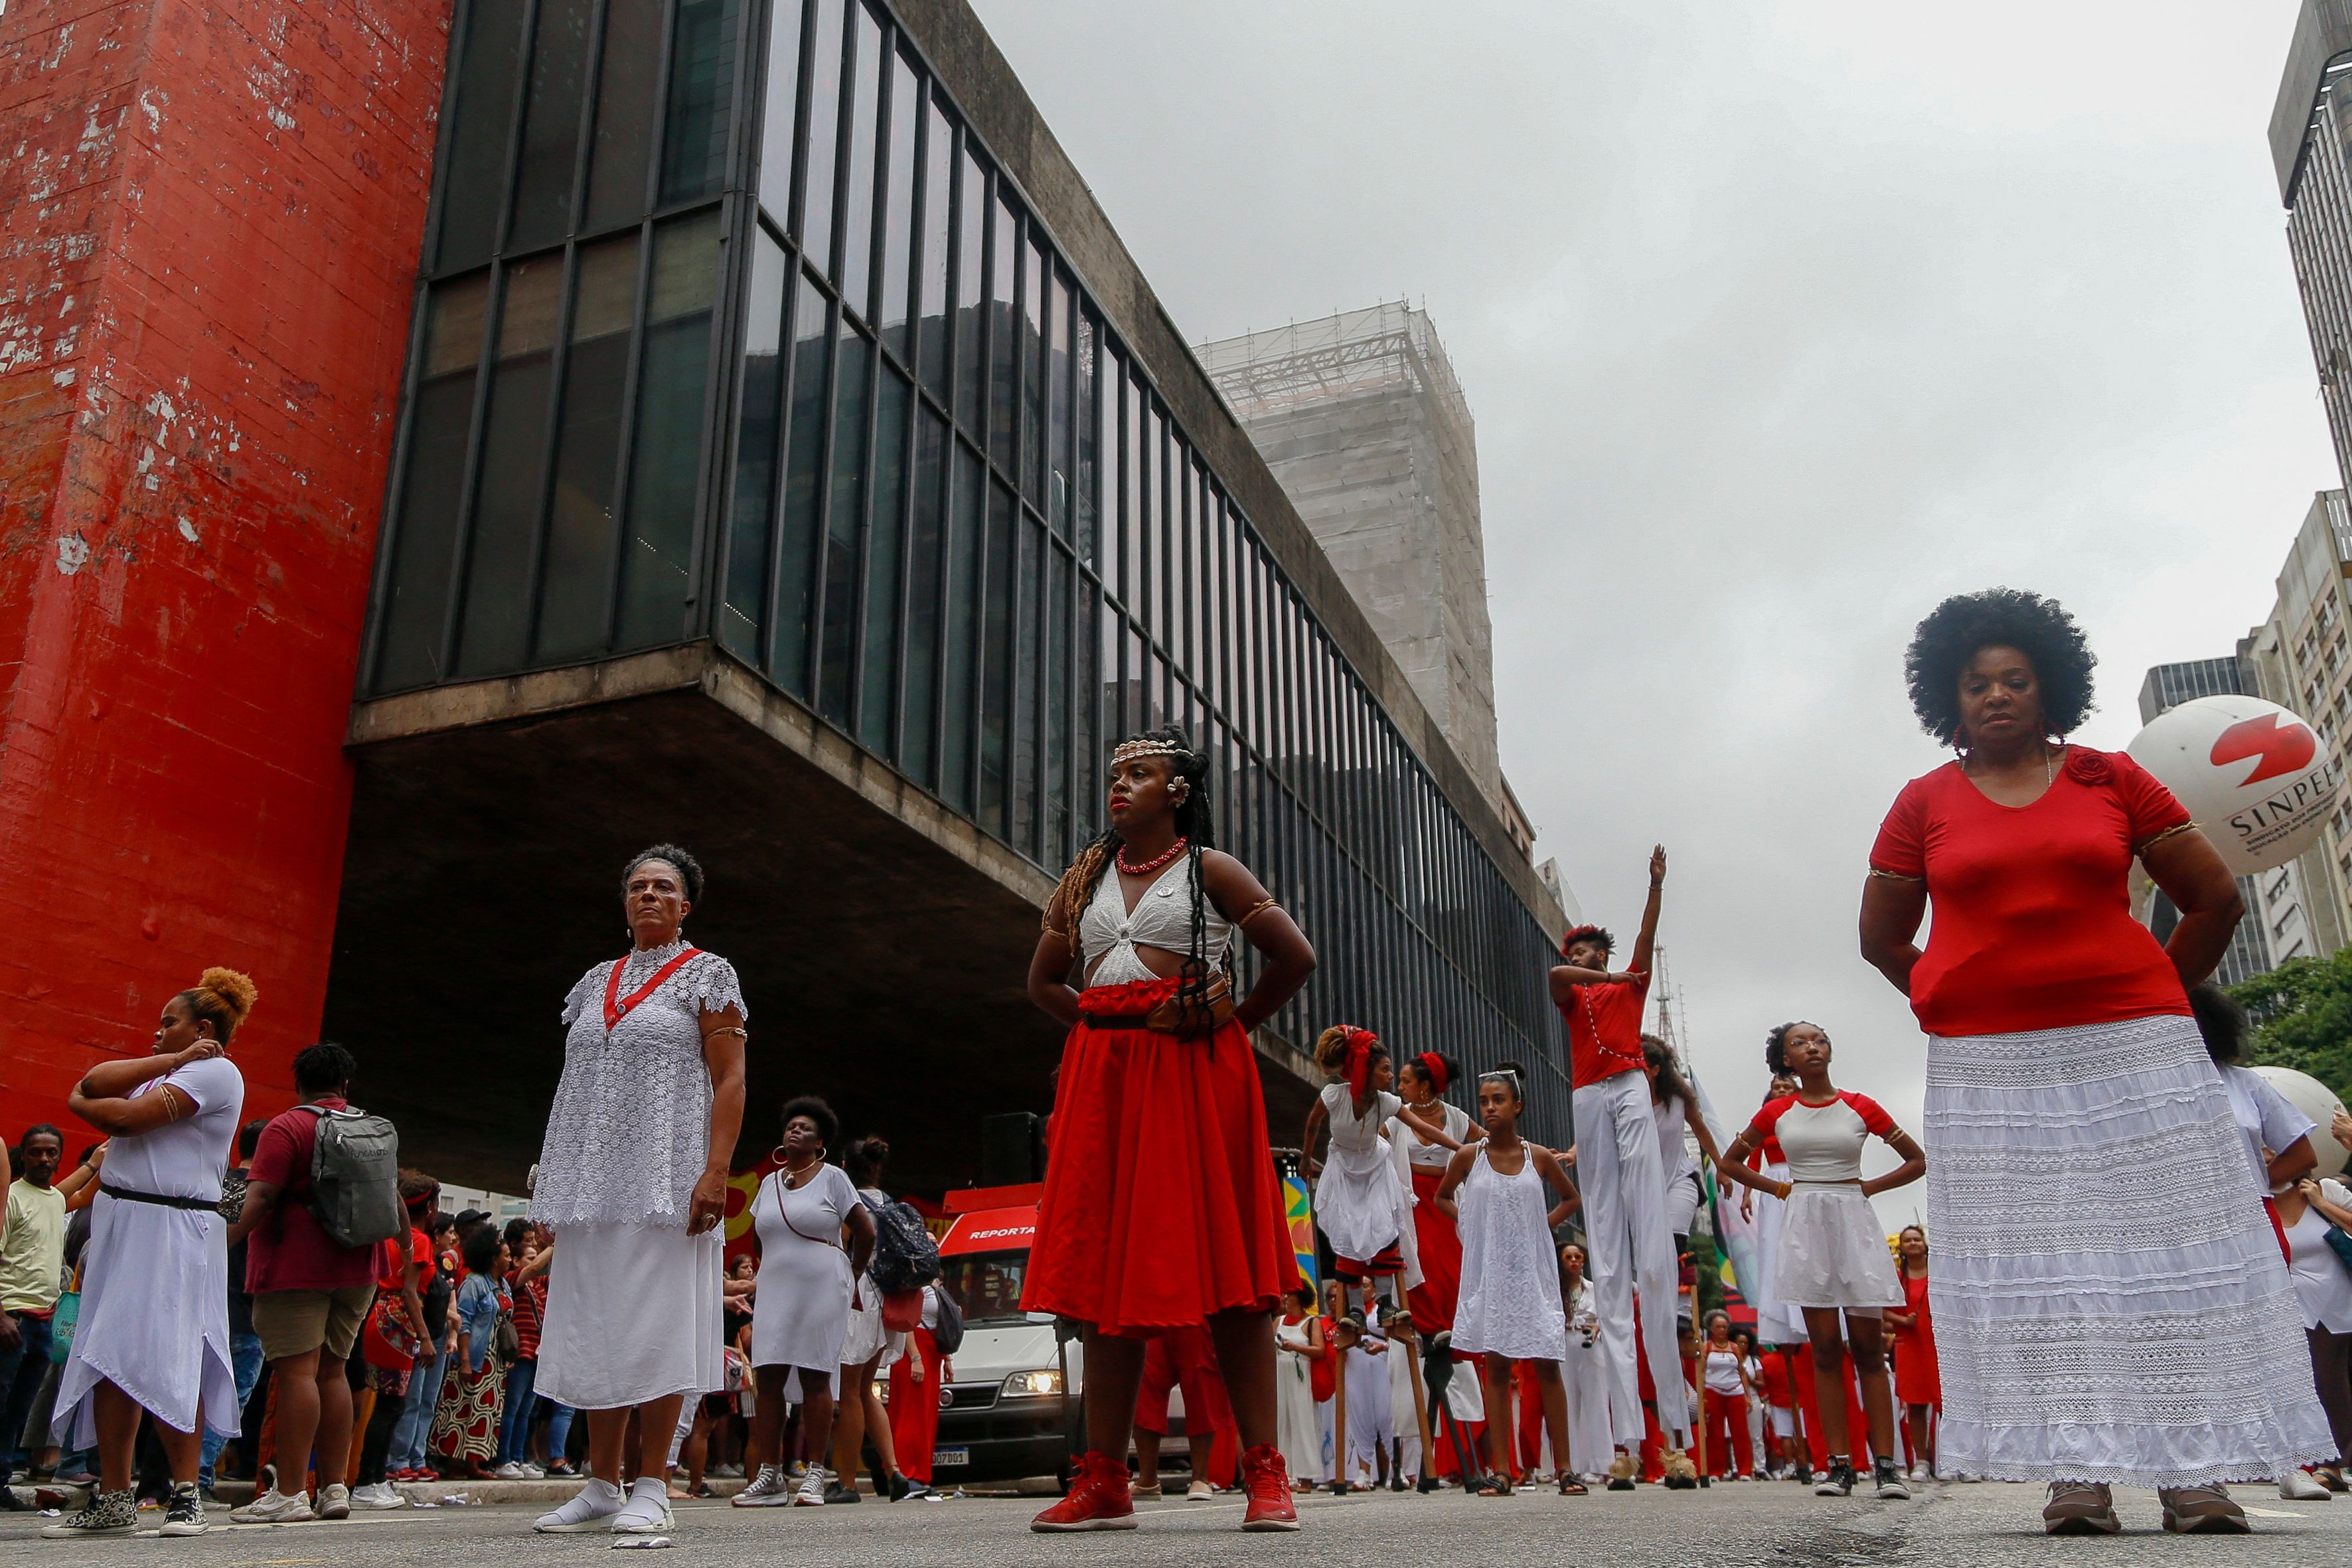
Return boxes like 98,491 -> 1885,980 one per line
57,1056 -> 244,1446
748,1164 -> 860,1382
1274,1314 -> 1324,1481
1747,1092 -> 1904,1313
533,939 -> 742,1409
1451,1144 -> 1567,1362
1314,1083 -> 1421,1287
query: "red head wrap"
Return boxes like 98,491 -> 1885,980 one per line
1416,1052 -> 1449,1095
1345,1027 -> 1379,1103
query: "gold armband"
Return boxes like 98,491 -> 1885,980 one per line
1235,897 -> 1282,927
2136,821 -> 2198,854
1866,867 -> 1924,884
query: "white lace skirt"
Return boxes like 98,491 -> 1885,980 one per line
1773,1184 -> 1903,1311
1924,1013 -> 2335,1486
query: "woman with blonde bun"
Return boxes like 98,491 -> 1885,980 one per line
46,968 -> 256,1540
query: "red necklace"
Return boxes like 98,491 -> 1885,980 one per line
1117,836 -> 1189,876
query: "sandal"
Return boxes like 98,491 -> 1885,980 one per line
1476,1476 -> 1513,1497
1557,1474 -> 1588,1496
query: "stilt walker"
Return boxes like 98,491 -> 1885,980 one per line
1549,846 -> 1695,1484
1020,726 -> 1318,1533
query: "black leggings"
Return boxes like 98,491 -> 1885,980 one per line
356,1383 -> 406,1487
2310,1326 -> 2352,1464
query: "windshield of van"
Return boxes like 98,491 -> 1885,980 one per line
939,1251 -> 1030,1326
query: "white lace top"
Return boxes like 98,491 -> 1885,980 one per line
1076,860 -> 1233,986
532,939 -> 747,1228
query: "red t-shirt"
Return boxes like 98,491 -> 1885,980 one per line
1869,748 -> 2193,1037
1758,1351 -> 1794,1408
1560,971 -> 1650,1089
244,1097 -> 377,1294
377,1225 -> 430,1292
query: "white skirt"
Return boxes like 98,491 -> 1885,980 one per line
56,1194 -> 239,1447
1314,1144 -> 1408,1267
1772,1184 -> 1903,1312
839,1273 -> 903,1370
536,1221 -> 722,1410
1924,1012 -> 2335,1486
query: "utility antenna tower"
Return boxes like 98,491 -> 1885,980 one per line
1652,944 -> 1691,1065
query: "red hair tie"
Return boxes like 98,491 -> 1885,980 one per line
1417,1052 -> 1449,1095
1346,1027 -> 1380,1103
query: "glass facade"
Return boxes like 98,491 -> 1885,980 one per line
362,0 -> 1567,1091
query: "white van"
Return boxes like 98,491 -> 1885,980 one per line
927,1190 -> 1086,1485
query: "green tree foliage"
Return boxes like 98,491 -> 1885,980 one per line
2229,949 -> 2352,1103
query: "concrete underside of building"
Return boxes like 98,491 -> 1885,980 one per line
330,641 -> 1319,1194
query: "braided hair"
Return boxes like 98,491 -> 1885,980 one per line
1043,725 -> 1219,1010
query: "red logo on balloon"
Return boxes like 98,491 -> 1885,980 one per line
2209,713 -> 2317,785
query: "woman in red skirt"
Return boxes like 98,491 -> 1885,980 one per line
1022,726 -> 1318,1533
1885,1225 -> 1938,1480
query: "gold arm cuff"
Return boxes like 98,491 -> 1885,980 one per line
1867,867 -> 1924,884
1235,897 -> 1282,928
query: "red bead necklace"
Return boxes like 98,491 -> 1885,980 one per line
1116,836 -> 1189,876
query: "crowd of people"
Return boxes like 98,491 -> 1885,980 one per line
9,588 -> 2352,1541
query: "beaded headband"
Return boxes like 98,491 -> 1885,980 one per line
1111,738 -> 1190,764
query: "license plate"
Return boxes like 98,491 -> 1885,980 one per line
934,1447 -> 970,1470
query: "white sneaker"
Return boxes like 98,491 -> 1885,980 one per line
493,1462 -> 528,1480
793,1466 -> 828,1506
351,1482 -> 407,1510
228,1487 -> 315,1524
611,1476 -> 674,1533
536,1477 -> 626,1533
315,1483 -> 351,1520
1186,1478 -> 1214,1501
732,1464 -> 793,1506
2282,1469 -> 2333,1501
521,1462 -> 546,1478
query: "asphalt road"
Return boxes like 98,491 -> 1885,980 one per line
5,1478 -> 2349,1565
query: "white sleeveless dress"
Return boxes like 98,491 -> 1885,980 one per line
1451,1144 -> 1567,1362
1314,1083 -> 1423,1289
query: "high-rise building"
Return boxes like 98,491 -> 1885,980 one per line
2274,1 -> 2352,492
2135,657 -> 2273,985
2238,490 -> 2352,965
1197,306 -> 1510,819
0,0 -> 1575,1182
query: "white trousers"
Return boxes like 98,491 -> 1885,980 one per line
1573,1069 -> 1689,1444
1344,1348 -> 1395,1482
1561,1328 -> 1614,1476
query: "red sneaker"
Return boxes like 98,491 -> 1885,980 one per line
1031,1453 -> 1138,1532
1239,1445 -> 1299,1531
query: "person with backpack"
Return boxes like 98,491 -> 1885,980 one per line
890,1280 -> 962,1500
833,1137 -> 922,1502
224,1042 -> 402,1524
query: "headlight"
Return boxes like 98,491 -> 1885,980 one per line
1002,1369 -> 1063,1398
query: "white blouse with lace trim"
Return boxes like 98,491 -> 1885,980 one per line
532,939 -> 746,1228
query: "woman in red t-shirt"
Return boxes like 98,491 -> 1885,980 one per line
1858,589 -> 2331,1536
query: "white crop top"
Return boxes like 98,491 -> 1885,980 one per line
1077,859 -> 1234,986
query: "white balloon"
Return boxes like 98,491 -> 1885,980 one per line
2252,1065 -> 2349,1180
2125,696 -> 2341,876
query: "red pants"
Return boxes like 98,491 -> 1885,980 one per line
1514,1362 -> 1547,1477
1701,1388 -> 1752,1477
1791,1342 -> 1872,1468
1135,1327 -> 1237,1486
888,1327 -> 942,1484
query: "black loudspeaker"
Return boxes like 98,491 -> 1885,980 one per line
980,1111 -> 1046,1186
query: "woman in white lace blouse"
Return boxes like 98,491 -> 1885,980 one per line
529,845 -> 747,1538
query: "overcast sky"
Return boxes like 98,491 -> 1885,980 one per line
975,1 -> 2337,1217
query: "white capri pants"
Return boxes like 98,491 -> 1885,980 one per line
1571,1069 -> 1689,1443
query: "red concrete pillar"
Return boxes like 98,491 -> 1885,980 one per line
0,0 -> 450,1135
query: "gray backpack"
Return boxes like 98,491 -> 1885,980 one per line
298,1105 -> 404,1249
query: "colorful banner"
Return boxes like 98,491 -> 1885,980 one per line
1283,1168 -> 1318,1289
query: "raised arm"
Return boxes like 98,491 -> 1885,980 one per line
1628,845 -> 1666,977
1395,1103 -> 1462,1151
